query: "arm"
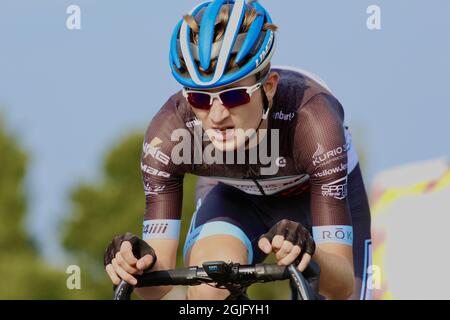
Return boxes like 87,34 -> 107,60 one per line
294,93 -> 355,299
105,99 -> 188,300
135,109 -> 187,299
313,244 -> 354,299
134,239 -> 178,300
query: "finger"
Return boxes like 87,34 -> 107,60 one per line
278,245 -> 301,266
120,242 -> 138,265
271,235 -> 285,252
258,237 -> 273,254
305,238 -> 316,256
115,252 -> 140,274
136,254 -> 154,271
105,264 -> 121,286
112,258 -> 137,285
276,240 -> 294,261
136,269 -> 144,276
297,253 -> 312,272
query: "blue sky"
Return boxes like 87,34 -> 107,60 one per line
1,0 -> 449,263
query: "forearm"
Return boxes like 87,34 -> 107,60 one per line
134,239 -> 178,300
134,256 -> 175,300
313,245 -> 355,299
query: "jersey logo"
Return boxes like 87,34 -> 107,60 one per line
143,223 -> 169,235
185,118 -> 202,128
312,142 -> 350,167
312,143 -> 326,158
141,163 -> 171,178
321,176 -> 348,200
215,175 -> 308,196
273,111 -> 295,121
143,220 -> 181,240
143,183 -> 166,196
312,225 -> 353,246
313,163 -> 348,178
275,157 -> 287,168
143,137 -> 170,165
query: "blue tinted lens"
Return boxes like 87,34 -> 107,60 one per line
220,89 -> 251,108
187,92 -> 211,109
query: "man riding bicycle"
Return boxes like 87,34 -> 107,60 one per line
104,0 -> 372,300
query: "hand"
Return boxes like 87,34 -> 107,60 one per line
258,219 -> 315,272
104,232 -> 157,286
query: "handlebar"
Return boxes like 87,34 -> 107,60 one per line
113,261 -> 320,300
136,262 -> 290,287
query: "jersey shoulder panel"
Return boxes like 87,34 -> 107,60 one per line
142,91 -> 197,172
271,66 -> 335,115
269,67 -> 345,170
292,93 -> 347,175
144,91 -> 193,142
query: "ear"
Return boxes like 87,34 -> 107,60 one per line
263,71 -> 280,102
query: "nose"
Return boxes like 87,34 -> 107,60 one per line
209,97 -> 230,124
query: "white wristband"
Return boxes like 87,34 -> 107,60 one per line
312,225 -> 353,246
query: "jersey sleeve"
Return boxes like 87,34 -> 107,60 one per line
293,93 -> 353,246
140,97 -> 187,241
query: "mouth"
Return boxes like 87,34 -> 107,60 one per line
211,126 -> 235,142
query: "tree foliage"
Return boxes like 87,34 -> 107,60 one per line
0,116 -> 89,299
0,118 -> 29,252
62,131 -> 198,298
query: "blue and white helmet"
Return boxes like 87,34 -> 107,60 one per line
169,0 -> 276,89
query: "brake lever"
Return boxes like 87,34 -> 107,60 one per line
287,264 -> 317,300
113,280 -> 134,300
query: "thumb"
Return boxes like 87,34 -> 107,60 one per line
136,254 -> 154,271
258,237 -> 272,254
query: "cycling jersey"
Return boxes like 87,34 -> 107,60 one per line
140,66 -> 372,299
141,67 -> 357,221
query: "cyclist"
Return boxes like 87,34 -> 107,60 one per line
104,0 -> 372,300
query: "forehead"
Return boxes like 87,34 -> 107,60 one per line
197,75 -> 257,93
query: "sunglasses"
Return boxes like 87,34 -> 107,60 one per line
182,81 -> 264,110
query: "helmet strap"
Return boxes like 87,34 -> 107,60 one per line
248,88 -> 269,147
261,88 -> 270,120
244,88 -> 270,150
262,106 -> 270,120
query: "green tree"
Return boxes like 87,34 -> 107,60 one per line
0,118 -> 29,253
0,116 -> 87,299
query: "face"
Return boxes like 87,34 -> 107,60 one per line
187,72 -> 279,152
